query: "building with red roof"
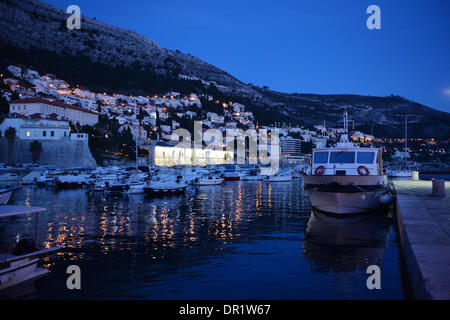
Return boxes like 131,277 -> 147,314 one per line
9,98 -> 98,126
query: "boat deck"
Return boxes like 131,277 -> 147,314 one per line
393,180 -> 450,299
0,205 -> 46,218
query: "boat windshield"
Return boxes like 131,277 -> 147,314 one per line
357,152 -> 375,164
330,151 -> 355,163
313,152 -> 329,164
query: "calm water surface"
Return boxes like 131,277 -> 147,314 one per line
0,179 -> 406,299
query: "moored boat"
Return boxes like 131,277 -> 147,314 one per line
143,179 -> 188,196
193,176 -> 224,186
302,111 -> 389,215
55,175 -> 87,189
268,173 -> 293,182
0,173 -> 20,182
0,205 -> 59,290
122,183 -> 145,194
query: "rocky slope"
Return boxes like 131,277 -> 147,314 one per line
0,0 -> 449,138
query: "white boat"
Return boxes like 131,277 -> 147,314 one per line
387,117 -> 419,179
143,179 -> 188,196
302,111 -> 389,215
0,173 -> 19,182
122,183 -> 145,194
0,205 -> 59,291
240,167 -> 266,181
268,174 -> 293,182
386,168 -> 413,178
36,171 -> 54,186
55,175 -> 87,189
193,176 -> 224,186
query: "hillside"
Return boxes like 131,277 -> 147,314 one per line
0,0 -> 449,139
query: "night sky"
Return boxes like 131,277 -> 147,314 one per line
46,0 -> 450,113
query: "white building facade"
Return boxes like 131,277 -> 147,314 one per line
10,98 -> 98,126
0,117 -> 70,140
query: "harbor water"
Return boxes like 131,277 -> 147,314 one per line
0,179 -> 407,299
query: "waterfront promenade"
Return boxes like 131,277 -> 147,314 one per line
393,180 -> 450,300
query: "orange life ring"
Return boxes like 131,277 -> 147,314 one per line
357,165 -> 370,176
315,166 -> 325,175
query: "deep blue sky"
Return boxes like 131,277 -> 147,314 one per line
47,0 -> 450,113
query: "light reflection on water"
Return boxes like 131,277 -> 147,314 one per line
0,180 -> 405,299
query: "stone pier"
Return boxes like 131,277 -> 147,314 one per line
393,180 -> 450,300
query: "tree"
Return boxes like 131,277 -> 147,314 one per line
4,127 -> 17,162
29,140 -> 43,163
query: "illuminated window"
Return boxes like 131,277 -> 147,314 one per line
26,130 -> 30,137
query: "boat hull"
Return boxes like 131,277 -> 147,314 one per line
194,180 -> 223,186
55,181 -> 83,189
308,189 -> 385,215
268,176 -> 292,182
387,171 -> 411,178
0,258 -> 46,291
223,176 -> 240,181
143,186 -> 186,196
106,184 -> 127,193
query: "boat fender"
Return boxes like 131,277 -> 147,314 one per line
315,166 -> 325,175
357,166 -> 370,176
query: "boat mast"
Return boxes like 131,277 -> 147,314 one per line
404,115 -> 408,153
343,109 -> 348,133
136,103 -> 138,170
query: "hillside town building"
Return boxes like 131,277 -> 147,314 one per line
10,98 -> 98,126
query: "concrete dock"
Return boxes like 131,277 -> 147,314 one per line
393,180 -> 450,300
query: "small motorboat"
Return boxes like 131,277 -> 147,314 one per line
55,175 -> 87,189
122,183 -> 145,194
193,176 -> 224,186
36,172 -> 54,187
386,169 -> 412,178
105,181 -> 128,193
0,173 -> 20,182
241,169 -> 266,181
0,205 -> 59,291
143,179 -> 188,196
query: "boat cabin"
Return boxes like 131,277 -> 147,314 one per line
311,147 -> 382,176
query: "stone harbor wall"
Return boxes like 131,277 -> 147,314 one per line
0,137 -> 97,168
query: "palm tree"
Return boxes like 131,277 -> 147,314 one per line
30,140 -> 43,163
4,127 -> 16,163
